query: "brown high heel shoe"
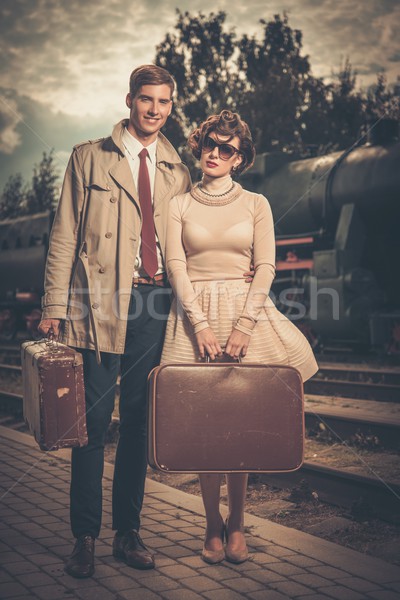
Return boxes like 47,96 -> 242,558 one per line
225,519 -> 249,564
201,522 -> 225,564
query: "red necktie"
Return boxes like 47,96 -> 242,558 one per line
138,148 -> 158,278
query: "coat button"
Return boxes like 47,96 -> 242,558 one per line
92,302 -> 99,309
110,197 -> 117,203
105,232 -> 112,238
99,267 -> 105,273
106,183 -> 111,190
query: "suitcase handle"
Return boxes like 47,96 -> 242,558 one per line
203,353 -> 241,364
25,335 -> 62,364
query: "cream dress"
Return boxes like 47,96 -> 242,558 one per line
161,180 -> 318,382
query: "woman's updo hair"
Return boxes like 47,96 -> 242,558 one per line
188,110 -> 256,176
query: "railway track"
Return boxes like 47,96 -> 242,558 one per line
305,362 -> 400,402
0,343 -> 21,353
253,463 -> 400,524
0,363 -> 22,373
0,346 -> 22,366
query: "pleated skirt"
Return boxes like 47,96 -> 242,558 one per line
161,279 -> 318,382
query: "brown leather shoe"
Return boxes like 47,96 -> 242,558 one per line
113,530 -> 155,570
65,535 -> 95,578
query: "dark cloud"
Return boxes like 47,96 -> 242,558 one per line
0,91 -> 21,154
0,0 -> 129,94
0,87 -> 125,190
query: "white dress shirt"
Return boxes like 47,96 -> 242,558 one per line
122,127 -> 164,277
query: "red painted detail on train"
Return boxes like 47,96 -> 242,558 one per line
275,237 -> 314,247
276,259 -> 314,271
15,292 -> 40,303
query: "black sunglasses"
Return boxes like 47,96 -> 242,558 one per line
202,135 -> 241,161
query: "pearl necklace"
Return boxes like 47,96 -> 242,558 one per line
190,181 -> 243,206
198,181 -> 235,197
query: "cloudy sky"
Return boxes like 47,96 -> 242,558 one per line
0,0 -> 399,190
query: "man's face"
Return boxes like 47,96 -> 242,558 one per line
126,84 -> 173,143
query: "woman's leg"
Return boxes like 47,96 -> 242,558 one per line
198,474 -> 225,559
225,473 -> 249,561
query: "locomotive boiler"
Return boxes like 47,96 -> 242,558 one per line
242,119 -> 400,351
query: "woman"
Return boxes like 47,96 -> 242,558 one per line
161,110 -> 318,564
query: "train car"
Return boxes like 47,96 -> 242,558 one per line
0,211 -> 53,339
242,119 -> 400,352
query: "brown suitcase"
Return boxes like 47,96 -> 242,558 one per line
147,362 -> 304,473
21,340 -> 87,451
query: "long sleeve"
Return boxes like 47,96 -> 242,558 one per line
165,197 -> 210,333
234,195 -> 276,335
41,148 -> 85,320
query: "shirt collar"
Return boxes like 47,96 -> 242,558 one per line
122,127 -> 158,164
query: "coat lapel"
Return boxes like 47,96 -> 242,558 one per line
108,157 -> 139,208
153,163 -> 174,210
153,131 -> 182,210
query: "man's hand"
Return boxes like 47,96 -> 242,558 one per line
195,327 -> 222,360
243,262 -> 255,283
38,319 -> 62,338
225,329 -> 251,359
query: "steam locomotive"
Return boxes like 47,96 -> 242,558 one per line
242,119 -> 400,353
1,120 -> 399,351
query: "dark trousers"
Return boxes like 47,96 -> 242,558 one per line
70,285 -> 171,538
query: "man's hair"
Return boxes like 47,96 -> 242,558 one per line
129,65 -> 175,98
188,110 -> 256,175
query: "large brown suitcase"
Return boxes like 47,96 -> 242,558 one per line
21,340 -> 87,451
147,362 -> 304,473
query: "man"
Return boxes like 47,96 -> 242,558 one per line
38,64 -> 191,577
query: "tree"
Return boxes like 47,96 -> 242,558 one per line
237,14 -> 316,152
155,12 -> 335,155
25,150 -> 59,214
155,11 -> 400,160
0,150 -> 59,219
327,59 -> 365,149
301,59 -> 365,153
0,173 -> 27,219
156,10 -> 239,162
365,73 -> 400,123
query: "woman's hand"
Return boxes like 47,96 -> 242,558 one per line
225,329 -> 251,359
195,328 -> 222,360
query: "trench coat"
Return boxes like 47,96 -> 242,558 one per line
41,119 -> 191,360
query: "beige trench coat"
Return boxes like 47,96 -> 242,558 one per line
41,119 -> 191,360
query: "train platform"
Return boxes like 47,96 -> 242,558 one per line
1,426 -> 399,600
